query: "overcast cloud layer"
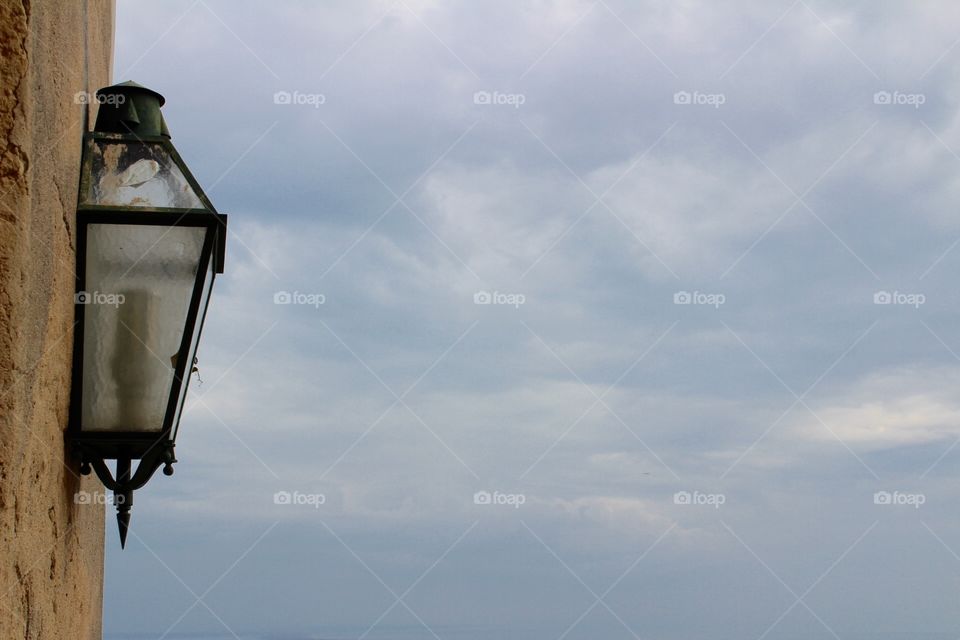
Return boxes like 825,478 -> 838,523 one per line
107,2 -> 960,639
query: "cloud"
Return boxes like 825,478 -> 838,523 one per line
791,365 -> 960,450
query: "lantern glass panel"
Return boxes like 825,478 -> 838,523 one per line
169,254 -> 215,443
81,223 -> 205,432
80,138 -> 204,209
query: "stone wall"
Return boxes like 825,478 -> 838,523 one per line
0,1 -> 114,638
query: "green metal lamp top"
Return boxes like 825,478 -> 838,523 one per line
93,81 -> 170,138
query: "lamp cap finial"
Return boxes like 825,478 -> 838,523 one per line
93,81 -> 170,138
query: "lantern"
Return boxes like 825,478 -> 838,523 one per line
69,82 -> 227,547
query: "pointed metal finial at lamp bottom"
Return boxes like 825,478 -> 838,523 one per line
115,457 -> 134,549
117,501 -> 132,549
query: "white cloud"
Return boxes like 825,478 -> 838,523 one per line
791,366 -> 960,449
595,145 -> 793,278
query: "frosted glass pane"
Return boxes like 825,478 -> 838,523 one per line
81,224 -> 206,432
81,139 -> 204,209
170,254 -> 215,442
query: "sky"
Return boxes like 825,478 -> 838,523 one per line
105,1 -> 960,638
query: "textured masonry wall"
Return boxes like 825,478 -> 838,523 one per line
0,1 -> 114,638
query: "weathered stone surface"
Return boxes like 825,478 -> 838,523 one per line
0,1 -> 114,638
